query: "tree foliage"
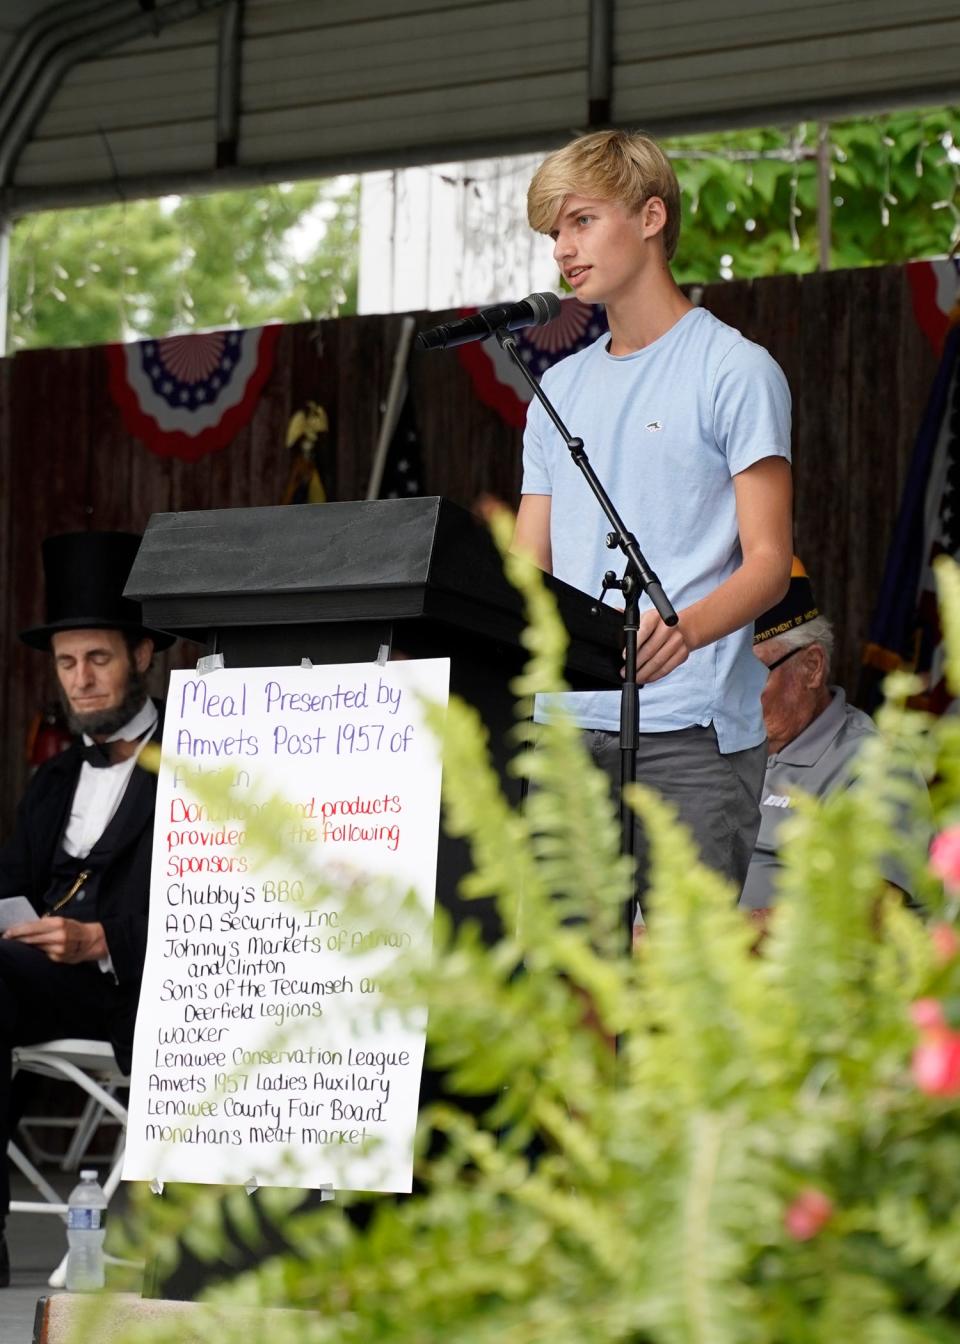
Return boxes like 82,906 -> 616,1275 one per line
70,517 -> 960,1344
8,178 -> 358,351
668,105 -> 960,283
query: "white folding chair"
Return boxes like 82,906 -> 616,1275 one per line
7,1038 -> 130,1288
16,1052 -> 126,1173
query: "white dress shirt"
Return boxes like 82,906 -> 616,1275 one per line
62,698 -> 158,860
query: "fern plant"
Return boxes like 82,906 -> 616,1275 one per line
84,530 -> 960,1344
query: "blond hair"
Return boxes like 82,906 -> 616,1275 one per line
527,129 -> 681,260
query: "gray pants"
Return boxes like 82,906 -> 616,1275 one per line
586,724 -> 766,911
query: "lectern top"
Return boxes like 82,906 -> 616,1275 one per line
127,498 -> 457,599
125,496 -> 622,690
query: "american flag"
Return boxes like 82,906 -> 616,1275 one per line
861,260 -> 960,711
378,381 -> 424,499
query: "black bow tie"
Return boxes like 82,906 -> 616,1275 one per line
81,722 -> 154,768
81,740 -> 116,769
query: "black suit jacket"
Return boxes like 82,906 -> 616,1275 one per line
0,702 -> 163,1068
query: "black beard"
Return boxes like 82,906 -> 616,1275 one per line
62,666 -> 149,739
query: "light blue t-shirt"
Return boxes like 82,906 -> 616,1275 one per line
521,306 -> 792,752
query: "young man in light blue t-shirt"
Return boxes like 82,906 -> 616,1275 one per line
514,129 -> 793,905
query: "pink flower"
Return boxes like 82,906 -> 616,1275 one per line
931,923 -> 960,965
784,1188 -> 834,1241
929,828 -> 960,891
912,1032 -> 960,1096
911,998 -> 947,1032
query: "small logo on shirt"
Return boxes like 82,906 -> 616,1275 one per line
645,420 -> 663,432
762,793 -> 792,809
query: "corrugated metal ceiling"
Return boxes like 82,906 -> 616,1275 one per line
0,0 -> 957,217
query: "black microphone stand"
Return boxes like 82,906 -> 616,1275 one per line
495,326 -> 678,951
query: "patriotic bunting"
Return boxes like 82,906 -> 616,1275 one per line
908,259 -> 960,355
456,298 -> 608,427
105,324 -> 280,462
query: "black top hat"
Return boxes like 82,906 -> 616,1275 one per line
19,531 -> 175,651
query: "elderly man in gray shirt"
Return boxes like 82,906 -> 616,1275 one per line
740,558 -> 920,913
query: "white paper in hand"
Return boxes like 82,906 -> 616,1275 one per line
0,896 -> 39,931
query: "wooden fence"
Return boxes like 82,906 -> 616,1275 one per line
0,265 -> 938,834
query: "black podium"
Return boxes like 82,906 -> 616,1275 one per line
127,496 -> 622,939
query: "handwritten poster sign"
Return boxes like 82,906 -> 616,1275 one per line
123,658 -> 449,1194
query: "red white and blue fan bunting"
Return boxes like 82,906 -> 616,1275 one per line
105,325 -> 281,462
456,298 -> 608,427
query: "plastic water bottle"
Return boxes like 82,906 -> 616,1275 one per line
65,1169 -> 107,1291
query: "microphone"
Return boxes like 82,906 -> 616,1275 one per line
416,292 -> 561,351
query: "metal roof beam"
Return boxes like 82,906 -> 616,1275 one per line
588,0 -> 612,126
0,2 -> 131,148
0,0 -> 227,188
215,0 -> 242,168
6,70 -> 959,221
